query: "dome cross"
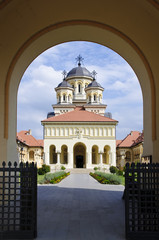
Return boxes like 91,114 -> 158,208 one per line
92,70 -> 97,80
76,55 -> 84,66
62,70 -> 67,80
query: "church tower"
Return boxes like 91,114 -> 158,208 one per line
53,55 -> 107,116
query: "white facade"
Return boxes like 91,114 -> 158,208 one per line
42,57 -> 118,169
44,123 -> 116,170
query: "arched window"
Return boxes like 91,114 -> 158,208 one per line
63,94 -> 66,101
59,96 -> 61,103
50,145 -> 57,164
94,94 -> 96,101
89,96 -> 91,103
78,84 -> 81,93
29,151 -> 34,161
125,151 -> 131,162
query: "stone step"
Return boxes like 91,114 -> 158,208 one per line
67,168 -> 93,174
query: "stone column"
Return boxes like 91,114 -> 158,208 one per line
45,149 -> 50,165
86,151 -> 92,168
99,151 -> 103,167
68,151 -> 73,168
111,152 -> 116,166
57,151 -> 61,164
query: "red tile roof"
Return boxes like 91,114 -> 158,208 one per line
42,107 -> 118,123
132,132 -> 144,147
116,140 -> 122,147
17,130 -> 44,147
117,131 -> 143,148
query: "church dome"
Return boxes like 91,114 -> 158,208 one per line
66,65 -> 92,78
86,80 -> 104,89
57,80 -> 73,88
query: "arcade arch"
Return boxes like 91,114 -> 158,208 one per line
103,145 -> 111,164
92,145 -> 99,164
61,145 -> 68,164
50,145 -> 57,164
73,142 -> 86,168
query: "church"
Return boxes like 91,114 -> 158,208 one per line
41,56 -> 118,170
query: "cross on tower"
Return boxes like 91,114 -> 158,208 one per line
62,70 -> 67,80
92,70 -> 97,80
76,55 -> 84,66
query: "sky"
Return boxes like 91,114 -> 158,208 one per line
17,41 -> 143,140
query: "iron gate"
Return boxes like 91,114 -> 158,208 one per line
125,162 -> 159,240
0,161 -> 37,239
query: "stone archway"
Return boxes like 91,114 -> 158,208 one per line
74,143 -> 86,168
0,1 -> 159,164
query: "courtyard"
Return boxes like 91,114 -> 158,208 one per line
37,173 -> 125,240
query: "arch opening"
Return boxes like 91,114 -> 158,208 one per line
50,145 -> 57,164
92,145 -> 99,164
61,145 -> 68,164
103,145 -> 111,164
4,21 -> 155,164
29,150 -> 34,161
74,142 -> 86,168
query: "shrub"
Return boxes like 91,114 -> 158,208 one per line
94,167 -> 98,171
38,168 -> 45,175
61,165 -> 66,170
38,164 -> 50,175
117,170 -> 123,176
109,166 -> 118,174
42,164 -> 50,173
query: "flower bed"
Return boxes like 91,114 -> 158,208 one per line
38,171 -> 70,184
90,171 -> 122,185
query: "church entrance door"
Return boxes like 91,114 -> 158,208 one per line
73,142 -> 86,168
76,155 -> 84,168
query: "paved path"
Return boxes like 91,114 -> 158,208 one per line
37,174 -> 125,240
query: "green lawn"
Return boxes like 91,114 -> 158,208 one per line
37,174 -> 45,183
118,175 -> 125,185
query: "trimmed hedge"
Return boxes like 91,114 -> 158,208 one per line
90,171 -> 122,185
38,171 -> 70,184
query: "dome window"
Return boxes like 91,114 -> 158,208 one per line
94,95 -> 96,102
63,94 -> 66,102
78,84 -> 81,93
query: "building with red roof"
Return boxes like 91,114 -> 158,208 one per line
41,56 -> 118,170
16,130 -> 44,168
116,131 -> 144,169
